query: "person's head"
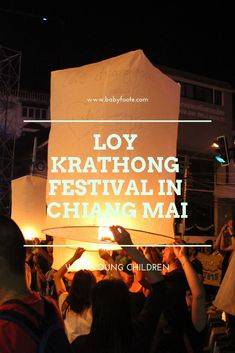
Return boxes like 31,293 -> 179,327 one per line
0,216 -> 26,281
188,247 -> 198,258
162,246 -> 177,265
92,270 -> 107,282
91,279 -> 132,352
204,240 -> 213,254
66,269 -> 96,314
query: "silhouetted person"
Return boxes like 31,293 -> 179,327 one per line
0,216 -> 71,353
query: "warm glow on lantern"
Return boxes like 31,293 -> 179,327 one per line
22,226 -> 38,240
52,237 -> 106,271
11,176 -> 47,240
98,227 -> 114,242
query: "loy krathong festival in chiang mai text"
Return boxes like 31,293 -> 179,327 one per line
46,133 -> 188,220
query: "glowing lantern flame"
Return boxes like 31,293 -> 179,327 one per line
22,227 -> 38,240
98,227 -> 114,242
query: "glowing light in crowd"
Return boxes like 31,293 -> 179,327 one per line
52,237 -> 104,271
22,227 -> 38,240
98,227 -> 114,242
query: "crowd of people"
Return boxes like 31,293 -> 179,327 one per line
0,215 -> 234,353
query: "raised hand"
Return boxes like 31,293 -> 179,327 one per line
99,249 -> 112,261
73,247 -> 85,260
173,239 -> 187,260
110,226 -> 133,246
143,247 -> 154,263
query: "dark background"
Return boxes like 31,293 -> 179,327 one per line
0,2 -> 234,90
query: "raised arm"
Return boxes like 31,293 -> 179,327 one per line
173,241 -> 206,332
213,223 -> 227,250
54,248 -> 85,296
110,226 -> 163,285
220,229 -> 235,252
98,249 -> 122,280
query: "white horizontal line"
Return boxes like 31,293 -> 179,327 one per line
24,244 -> 211,248
23,119 -> 212,123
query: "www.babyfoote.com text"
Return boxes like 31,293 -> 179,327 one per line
87,96 -> 149,104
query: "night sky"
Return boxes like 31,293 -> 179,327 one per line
1,2 -> 234,91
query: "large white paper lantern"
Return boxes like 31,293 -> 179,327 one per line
11,175 -> 47,239
44,50 -> 180,247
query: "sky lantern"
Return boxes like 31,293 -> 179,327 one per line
43,49 -> 181,249
11,175 -> 47,240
